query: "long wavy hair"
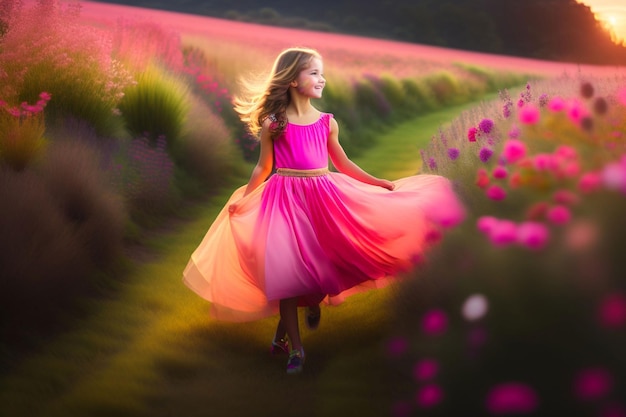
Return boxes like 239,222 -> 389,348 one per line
233,47 -> 322,140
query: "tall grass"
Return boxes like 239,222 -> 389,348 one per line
118,63 -> 190,145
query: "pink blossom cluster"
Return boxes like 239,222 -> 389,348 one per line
0,92 -> 51,118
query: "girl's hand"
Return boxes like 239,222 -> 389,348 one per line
379,179 -> 395,190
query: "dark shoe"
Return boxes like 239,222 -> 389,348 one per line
306,305 -> 321,330
286,348 -> 305,374
270,337 -> 289,355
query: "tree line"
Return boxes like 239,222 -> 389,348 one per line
98,0 -> 626,65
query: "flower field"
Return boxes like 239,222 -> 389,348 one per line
2,1 -> 626,416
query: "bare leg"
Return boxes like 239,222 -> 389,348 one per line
273,318 -> 287,343
280,297 -> 302,351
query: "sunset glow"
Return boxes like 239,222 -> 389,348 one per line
578,0 -> 626,44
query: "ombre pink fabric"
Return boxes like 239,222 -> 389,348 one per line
183,113 -> 464,321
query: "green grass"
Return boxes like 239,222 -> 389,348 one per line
0,99 -> 496,417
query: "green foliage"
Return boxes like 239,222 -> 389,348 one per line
118,64 -> 190,145
0,111 -> 47,171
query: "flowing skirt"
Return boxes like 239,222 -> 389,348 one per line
183,172 -> 464,321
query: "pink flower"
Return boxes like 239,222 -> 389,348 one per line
602,162 -> 626,193
422,309 -> 448,336
546,205 -> 572,225
518,104 -> 540,125
578,172 -> 602,193
574,367 -> 614,401
485,382 -> 539,415
548,96 -> 566,112
468,127 -> 478,142
598,293 -> 626,328
517,221 -> 550,250
555,145 -> 577,160
553,189 -> 580,205
532,153 -> 553,171
508,126 -> 521,139
477,216 -> 499,234
492,166 -> 508,179
489,220 -> 517,246
502,140 -> 527,164
476,168 -> 490,189
416,384 -> 444,408
413,358 -> 439,381
567,99 -> 589,125
486,185 -> 507,201
39,92 -> 52,101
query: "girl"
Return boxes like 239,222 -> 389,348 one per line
183,47 -> 465,374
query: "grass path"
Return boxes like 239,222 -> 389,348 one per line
0,100 -> 484,417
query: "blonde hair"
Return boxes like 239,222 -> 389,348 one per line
233,47 -> 322,139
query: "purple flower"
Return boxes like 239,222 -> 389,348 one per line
479,118 -> 494,134
479,147 -> 494,163
416,384 -> 444,409
447,147 -> 460,160
413,358 -> 439,381
428,157 -> 437,170
421,309 -> 448,336
485,382 -> 539,415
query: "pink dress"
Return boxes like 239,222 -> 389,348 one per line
183,113 -> 464,321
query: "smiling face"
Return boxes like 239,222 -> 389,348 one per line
293,57 -> 325,99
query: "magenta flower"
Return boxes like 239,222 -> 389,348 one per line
517,99 -> 525,108
508,126 -> 521,139
517,221 -> 550,250
413,358 -> 439,381
555,145 -> 577,160
492,166 -> 508,179
502,140 -> 527,164
39,91 -> 52,101
548,96 -> 567,112
479,118 -> 494,134
546,205 -> 571,225
416,384 -> 444,408
489,219 -> 517,246
553,189 -> 580,205
477,216 -> 499,234
486,185 -> 507,201
598,293 -> 626,328
428,157 -> 437,170
574,367 -> 613,401
485,382 -> 539,415
421,308 -> 448,336
479,147 -> 494,163
532,153 -> 553,171
579,172 -> 602,193
468,127 -> 478,142
447,147 -> 460,160
519,104 -> 540,125
567,99 -> 589,125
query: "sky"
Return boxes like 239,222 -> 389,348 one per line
578,0 -> 626,44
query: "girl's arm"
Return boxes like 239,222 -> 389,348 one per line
327,117 -> 394,190
243,119 -> 274,196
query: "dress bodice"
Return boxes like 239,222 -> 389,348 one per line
273,113 -> 332,170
